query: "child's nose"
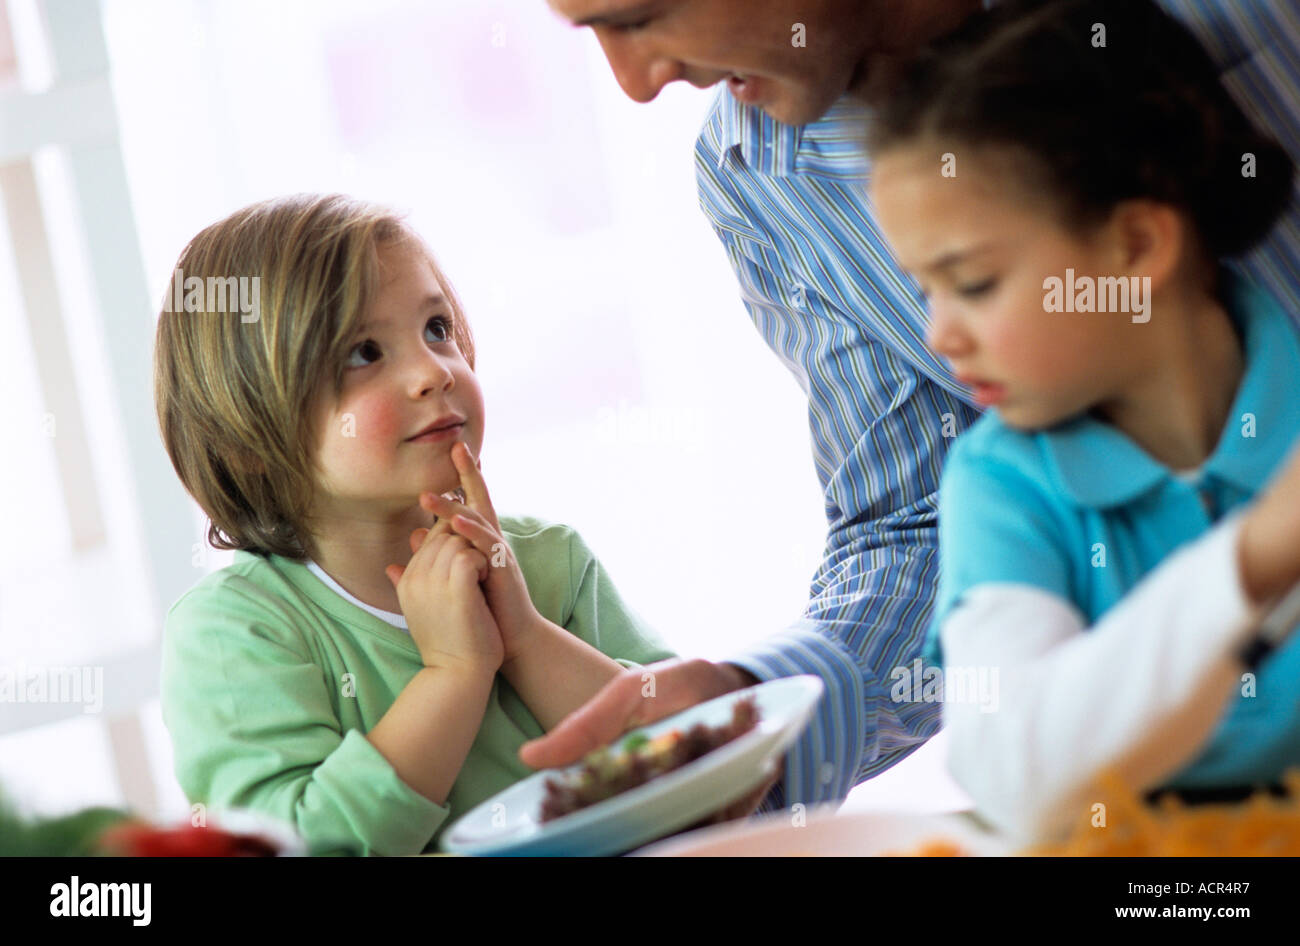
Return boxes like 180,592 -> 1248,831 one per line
410,350 -> 455,395
925,302 -> 974,359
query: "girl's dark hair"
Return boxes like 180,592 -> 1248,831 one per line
866,0 -> 1296,258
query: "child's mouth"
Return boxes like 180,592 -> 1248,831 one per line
971,383 -> 1007,407
407,423 -> 464,443
958,375 -> 1007,407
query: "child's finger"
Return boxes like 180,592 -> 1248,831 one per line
446,513 -> 502,563
423,492 -> 493,536
418,494 -> 464,536
408,527 -> 431,555
384,564 -> 404,588
451,443 -> 499,529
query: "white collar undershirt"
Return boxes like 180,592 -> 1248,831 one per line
306,560 -> 409,631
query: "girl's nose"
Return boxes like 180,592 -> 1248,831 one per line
597,33 -> 683,103
411,349 -> 455,397
925,302 -> 975,359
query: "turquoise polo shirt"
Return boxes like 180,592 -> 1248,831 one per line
928,267 -> 1300,789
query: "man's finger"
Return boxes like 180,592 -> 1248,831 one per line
518,671 -> 652,770
519,659 -> 727,769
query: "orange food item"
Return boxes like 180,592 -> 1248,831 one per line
1025,768 -> 1300,857
883,838 -> 970,857
883,768 -> 1300,857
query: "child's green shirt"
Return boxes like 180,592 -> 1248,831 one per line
160,515 -> 676,856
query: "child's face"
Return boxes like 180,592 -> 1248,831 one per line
309,240 -> 484,516
869,144 -> 1150,431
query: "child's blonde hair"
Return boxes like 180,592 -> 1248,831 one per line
153,193 -> 476,560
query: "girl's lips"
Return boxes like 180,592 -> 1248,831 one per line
970,383 -> 1007,407
407,423 -> 464,443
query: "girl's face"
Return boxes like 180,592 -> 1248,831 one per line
309,240 -> 484,516
869,143 -> 1152,431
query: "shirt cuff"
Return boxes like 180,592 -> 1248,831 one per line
1184,511 -> 1255,653
725,622 -> 870,810
304,728 -> 451,856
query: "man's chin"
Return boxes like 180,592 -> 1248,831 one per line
757,94 -> 837,128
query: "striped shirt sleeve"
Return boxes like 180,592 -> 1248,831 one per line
707,225 -> 946,810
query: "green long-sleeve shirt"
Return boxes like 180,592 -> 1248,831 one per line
160,515 -> 676,856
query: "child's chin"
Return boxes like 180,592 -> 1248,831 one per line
993,403 -> 1070,434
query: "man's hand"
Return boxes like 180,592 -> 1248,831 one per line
518,658 -> 781,823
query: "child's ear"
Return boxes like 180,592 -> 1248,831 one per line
1110,199 -> 1183,289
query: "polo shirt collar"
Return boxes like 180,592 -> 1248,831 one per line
1042,267 -> 1300,509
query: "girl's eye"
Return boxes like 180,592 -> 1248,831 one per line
345,339 -> 381,368
425,316 -> 452,344
345,316 -> 451,368
957,278 -> 998,299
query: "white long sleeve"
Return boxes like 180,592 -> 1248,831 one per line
939,512 -> 1258,844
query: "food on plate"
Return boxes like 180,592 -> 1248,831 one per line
1023,769 -> 1300,856
882,838 -> 970,857
878,768 -> 1300,856
539,696 -> 760,823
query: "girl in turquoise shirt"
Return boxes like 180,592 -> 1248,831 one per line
863,0 -> 1300,841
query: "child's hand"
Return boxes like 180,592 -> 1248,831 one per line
385,513 -> 504,675
1239,438 -> 1300,604
420,442 -> 543,665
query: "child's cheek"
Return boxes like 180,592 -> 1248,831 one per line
344,394 -> 403,448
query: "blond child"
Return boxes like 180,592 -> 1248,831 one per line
153,194 -> 675,855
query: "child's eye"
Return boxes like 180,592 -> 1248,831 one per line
345,339 -> 382,368
425,316 -> 452,345
957,278 -> 998,299
346,317 -> 451,368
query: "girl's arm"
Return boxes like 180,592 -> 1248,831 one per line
365,664 -> 497,805
941,512 -> 1258,843
374,507 -> 506,804
424,443 -> 678,735
500,618 -> 627,732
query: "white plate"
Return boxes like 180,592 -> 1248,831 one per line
631,806 -> 1015,857
440,675 -> 825,856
